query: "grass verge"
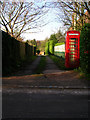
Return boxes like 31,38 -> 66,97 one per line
49,55 -> 73,70
50,55 -> 90,80
34,56 -> 46,74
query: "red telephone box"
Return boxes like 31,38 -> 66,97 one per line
65,30 -> 80,68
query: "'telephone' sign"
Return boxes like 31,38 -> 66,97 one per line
69,34 -> 79,35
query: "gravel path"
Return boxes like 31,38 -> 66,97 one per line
43,56 -> 64,74
3,56 -> 89,89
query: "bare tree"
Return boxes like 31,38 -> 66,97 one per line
0,0 -> 48,40
54,1 -> 90,30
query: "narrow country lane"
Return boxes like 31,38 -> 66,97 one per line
2,56 -> 89,119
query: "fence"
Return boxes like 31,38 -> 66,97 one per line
2,30 -> 36,76
54,44 -> 65,58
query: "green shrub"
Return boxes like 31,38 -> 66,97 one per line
49,40 -> 54,54
80,23 -> 90,74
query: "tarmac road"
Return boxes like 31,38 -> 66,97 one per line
2,88 -> 89,119
2,56 -> 89,119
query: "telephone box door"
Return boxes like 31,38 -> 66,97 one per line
65,31 -> 80,68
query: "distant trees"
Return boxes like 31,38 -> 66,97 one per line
55,30 -> 65,43
48,31 -> 65,45
45,30 -> 65,55
29,39 -> 37,46
49,34 -> 58,45
36,49 -> 40,55
36,40 -> 47,52
0,1 -> 47,40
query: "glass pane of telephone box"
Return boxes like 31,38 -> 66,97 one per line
69,38 -> 77,62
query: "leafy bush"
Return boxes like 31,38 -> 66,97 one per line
80,23 -> 90,74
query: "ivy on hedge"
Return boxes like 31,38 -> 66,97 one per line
80,23 -> 90,73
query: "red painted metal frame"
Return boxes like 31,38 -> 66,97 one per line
65,30 -> 80,68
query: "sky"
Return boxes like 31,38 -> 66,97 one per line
21,0 -> 89,41
2,0 -> 89,41
22,9 -> 64,41
21,1 -> 67,41
2,0 -> 68,41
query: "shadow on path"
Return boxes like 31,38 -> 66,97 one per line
2,56 -> 88,89
13,56 -> 41,76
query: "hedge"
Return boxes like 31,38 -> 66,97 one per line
80,23 -> 90,73
49,40 -> 54,54
45,41 -> 49,55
